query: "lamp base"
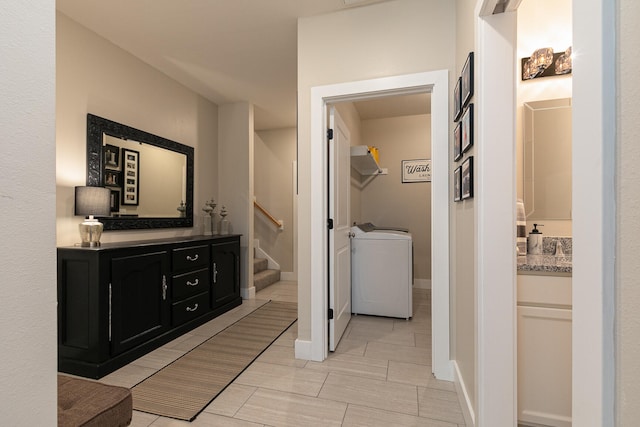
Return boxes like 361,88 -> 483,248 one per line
79,216 -> 104,247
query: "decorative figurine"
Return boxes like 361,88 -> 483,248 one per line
177,200 -> 186,218
219,206 -> 230,235
202,202 -> 213,236
206,198 -> 218,235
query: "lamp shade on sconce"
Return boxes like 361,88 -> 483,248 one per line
74,186 -> 111,247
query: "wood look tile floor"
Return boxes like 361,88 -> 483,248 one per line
99,281 -> 467,426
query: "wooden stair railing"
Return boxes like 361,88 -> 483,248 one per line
254,200 -> 284,230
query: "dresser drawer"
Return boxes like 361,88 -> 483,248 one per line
172,291 -> 210,327
172,245 -> 209,272
173,268 -> 210,300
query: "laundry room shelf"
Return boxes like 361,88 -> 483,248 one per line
350,145 -> 387,175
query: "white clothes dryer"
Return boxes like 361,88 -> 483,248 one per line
351,223 -> 413,319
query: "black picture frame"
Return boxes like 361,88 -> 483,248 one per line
461,52 -> 474,108
462,156 -> 474,200
104,144 -> 120,169
104,170 -> 121,187
453,77 -> 462,122
110,189 -> 120,212
454,166 -> 462,202
462,103 -> 474,153
454,122 -> 462,162
122,149 -> 140,206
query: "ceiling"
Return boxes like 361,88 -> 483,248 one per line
57,0 -> 429,130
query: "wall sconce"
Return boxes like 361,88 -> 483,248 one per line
75,186 -> 111,247
521,46 -> 572,80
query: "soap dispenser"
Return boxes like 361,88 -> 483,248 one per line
527,223 -> 543,255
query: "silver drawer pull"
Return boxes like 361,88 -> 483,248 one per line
186,279 -> 199,287
186,254 -> 199,262
186,303 -> 199,312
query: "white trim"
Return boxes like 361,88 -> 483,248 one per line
475,7 -> 517,426
454,360 -> 476,427
571,0 -> 616,425
280,272 -> 296,281
413,279 -> 431,289
253,239 -> 281,271
241,286 -> 255,300
302,70 -> 452,379
293,338 -> 313,360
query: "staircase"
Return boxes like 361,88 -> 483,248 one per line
253,257 -> 281,291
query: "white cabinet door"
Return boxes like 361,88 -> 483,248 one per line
517,305 -> 572,427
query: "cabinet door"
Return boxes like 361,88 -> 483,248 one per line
211,241 -> 240,309
518,305 -> 572,427
111,250 -> 170,355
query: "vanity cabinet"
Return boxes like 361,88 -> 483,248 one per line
57,235 -> 241,379
517,273 -> 572,427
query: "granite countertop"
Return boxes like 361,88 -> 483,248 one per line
517,254 -> 572,274
517,236 -> 572,274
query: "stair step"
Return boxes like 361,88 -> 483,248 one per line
253,258 -> 268,274
254,268 -> 281,292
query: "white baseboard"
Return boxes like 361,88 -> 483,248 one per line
413,279 -> 431,289
454,360 -> 476,427
294,339 -> 313,360
253,239 -> 281,270
241,286 -> 256,300
280,271 -> 296,281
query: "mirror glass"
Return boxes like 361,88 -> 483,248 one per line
87,114 -> 194,230
523,98 -> 572,220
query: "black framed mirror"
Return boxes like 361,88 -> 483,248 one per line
87,113 -> 194,230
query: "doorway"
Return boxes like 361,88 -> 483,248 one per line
299,70 -> 453,380
328,94 -> 432,349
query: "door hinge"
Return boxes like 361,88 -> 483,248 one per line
327,218 -> 334,230
327,128 -> 334,140
328,308 -> 334,320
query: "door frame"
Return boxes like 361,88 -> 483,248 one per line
476,0 -> 616,424
306,70 -> 452,379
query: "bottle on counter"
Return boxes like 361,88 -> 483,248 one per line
527,223 -> 544,255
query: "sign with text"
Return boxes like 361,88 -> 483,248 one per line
402,159 -> 431,183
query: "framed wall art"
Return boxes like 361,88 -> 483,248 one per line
402,159 -> 431,183
104,144 -> 120,170
122,149 -> 139,206
453,77 -> 462,122
454,166 -> 462,202
462,103 -> 474,153
461,52 -> 474,107
461,156 -> 474,200
454,121 -> 462,162
104,170 -> 121,187
110,189 -> 120,212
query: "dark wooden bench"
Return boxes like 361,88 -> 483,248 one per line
58,375 -> 132,427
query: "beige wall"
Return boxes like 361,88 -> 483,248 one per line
516,0 -> 572,236
453,0 -> 477,415
617,0 -> 640,422
297,0 -> 455,349
360,114 -> 432,282
254,128 -> 296,273
1,0 -> 57,424
218,102 -> 254,295
56,12 -> 218,246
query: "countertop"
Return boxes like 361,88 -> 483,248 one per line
517,254 -> 572,275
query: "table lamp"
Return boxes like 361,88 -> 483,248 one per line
75,186 -> 111,247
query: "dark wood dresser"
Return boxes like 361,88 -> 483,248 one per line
57,235 -> 241,378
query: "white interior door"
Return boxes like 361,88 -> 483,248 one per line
328,106 -> 351,351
